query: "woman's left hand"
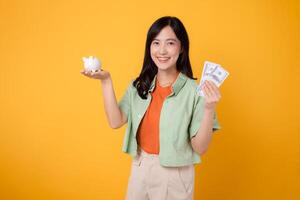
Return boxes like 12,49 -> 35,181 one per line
202,80 -> 221,111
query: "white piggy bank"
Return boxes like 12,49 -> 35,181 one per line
82,56 -> 101,72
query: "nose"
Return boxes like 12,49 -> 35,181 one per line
159,44 -> 167,55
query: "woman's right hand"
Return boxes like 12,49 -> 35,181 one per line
80,69 -> 111,82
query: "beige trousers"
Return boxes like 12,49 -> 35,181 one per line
125,147 -> 195,200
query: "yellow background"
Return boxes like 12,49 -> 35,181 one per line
1,0 -> 299,199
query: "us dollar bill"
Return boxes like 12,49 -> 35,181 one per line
197,61 -> 229,96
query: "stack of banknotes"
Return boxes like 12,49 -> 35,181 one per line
197,61 -> 229,96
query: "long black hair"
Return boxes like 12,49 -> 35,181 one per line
133,16 -> 197,99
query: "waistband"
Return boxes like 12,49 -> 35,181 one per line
137,146 -> 159,158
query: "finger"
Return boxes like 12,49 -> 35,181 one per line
203,83 -> 212,98
206,81 -> 220,98
206,82 -> 220,102
86,70 -> 92,76
84,71 -> 93,78
208,80 -> 218,90
81,70 -> 88,76
202,86 -> 209,98
205,81 -> 215,92
208,81 -> 220,96
81,69 -> 88,74
204,81 -> 213,96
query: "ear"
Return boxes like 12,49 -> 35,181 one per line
82,57 -> 88,62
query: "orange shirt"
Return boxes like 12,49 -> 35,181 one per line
136,76 -> 175,154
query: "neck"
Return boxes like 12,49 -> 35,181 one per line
157,68 -> 179,87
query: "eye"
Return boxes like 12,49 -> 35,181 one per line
168,42 -> 175,45
152,41 -> 159,45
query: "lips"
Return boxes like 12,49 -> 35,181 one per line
157,57 -> 170,62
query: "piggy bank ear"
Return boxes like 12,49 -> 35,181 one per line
82,57 -> 88,63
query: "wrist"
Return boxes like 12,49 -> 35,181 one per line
204,108 -> 215,115
101,76 -> 112,85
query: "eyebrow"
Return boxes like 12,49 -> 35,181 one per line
153,38 -> 178,42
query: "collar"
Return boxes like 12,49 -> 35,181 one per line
148,71 -> 187,96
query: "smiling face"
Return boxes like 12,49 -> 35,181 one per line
150,26 -> 182,72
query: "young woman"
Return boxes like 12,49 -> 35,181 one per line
81,16 -> 221,200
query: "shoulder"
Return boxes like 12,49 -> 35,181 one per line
124,79 -> 135,91
185,77 -> 198,89
123,79 -> 139,98
182,75 -> 200,96
181,75 -> 205,107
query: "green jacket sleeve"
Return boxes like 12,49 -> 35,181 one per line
189,96 -> 221,139
118,80 -> 134,118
